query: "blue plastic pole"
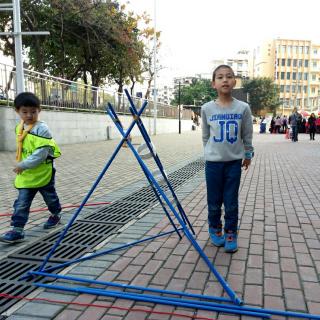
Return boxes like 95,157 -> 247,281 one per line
37,102 -> 148,272
107,105 -> 182,239
104,111 -> 242,305
26,228 -> 182,277
34,278 -> 320,319
34,282 -> 271,318
124,89 -> 195,234
30,271 -> 232,303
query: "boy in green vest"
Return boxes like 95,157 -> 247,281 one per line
1,92 -> 62,243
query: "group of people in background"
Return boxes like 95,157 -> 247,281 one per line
260,110 -> 320,142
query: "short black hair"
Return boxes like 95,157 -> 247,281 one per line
212,64 -> 235,81
14,92 -> 40,109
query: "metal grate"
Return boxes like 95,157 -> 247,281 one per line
0,259 -> 58,313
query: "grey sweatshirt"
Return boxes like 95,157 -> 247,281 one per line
17,121 -> 54,170
201,99 -> 254,162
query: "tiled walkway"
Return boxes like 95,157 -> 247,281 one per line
0,131 -> 320,319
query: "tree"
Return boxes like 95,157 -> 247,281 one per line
0,0 -> 149,94
242,78 -> 280,115
171,78 -> 217,106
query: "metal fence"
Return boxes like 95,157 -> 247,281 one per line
0,62 -> 192,120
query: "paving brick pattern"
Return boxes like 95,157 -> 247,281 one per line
0,131 -> 320,319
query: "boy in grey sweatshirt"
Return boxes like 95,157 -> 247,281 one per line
201,65 -> 254,253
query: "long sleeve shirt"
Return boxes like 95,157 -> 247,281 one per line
17,121 -> 54,170
201,98 -> 254,162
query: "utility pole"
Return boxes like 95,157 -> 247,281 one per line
178,81 -> 181,134
0,0 -> 49,94
152,0 -> 157,135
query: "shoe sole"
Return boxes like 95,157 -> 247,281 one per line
224,247 -> 238,253
0,238 -> 24,244
43,223 -> 61,230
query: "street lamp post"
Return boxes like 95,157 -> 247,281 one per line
153,0 -> 157,135
178,81 -> 181,134
0,0 -> 49,94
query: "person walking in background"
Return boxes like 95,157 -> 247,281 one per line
308,113 -> 316,140
201,65 -> 254,253
281,115 -> 288,133
289,107 -> 301,142
1,92 -> 62,243
274,116 -> 282,133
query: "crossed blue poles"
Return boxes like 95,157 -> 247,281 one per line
27,92 -> 320,319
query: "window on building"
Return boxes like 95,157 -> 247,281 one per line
280,85 -> 284,92
304,86 -> 307,93
286,85 -> 290,92
293,46 -> 298,54
304,60 -> 309,67
281,72 -> 285,80
298,85 -> 302,93
313,60 -> 317,68
299,46 -> 304,54
312,74 -> 316,81
298,59 -> 303,67
305,46 -> 309,54
286,72 -> 291,80
304,73 -> 308,80
276,72 -> 279,79
298,72 -> 302,80
276,59 -> 280,66
312,87 -> 315,94
287,46 -> 292,55
293,59 -> 297,67
282,45 -> 286,53
287,59 -> 291,67
292,85 -> 296,92
292,72 -> 297,80
281,59 -> 285,66
313,49 -> 318,54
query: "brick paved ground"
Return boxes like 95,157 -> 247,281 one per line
1,131 -> 320,319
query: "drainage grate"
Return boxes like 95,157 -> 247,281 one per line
79,212 -> 139,225
10,241 -> 91,263
0,259 -> 58,313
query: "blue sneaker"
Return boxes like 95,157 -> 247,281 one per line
44,214 -> 61,229
224,231 -> 238,253
209,228 -> 225,247
1,230 -> 25,243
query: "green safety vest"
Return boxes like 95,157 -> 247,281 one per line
14,127 -> 61,189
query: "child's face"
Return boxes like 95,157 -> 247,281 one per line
212,67 -> 236,94
16,106 -> 40,125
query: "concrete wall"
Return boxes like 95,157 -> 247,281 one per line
0,106 -> 194,151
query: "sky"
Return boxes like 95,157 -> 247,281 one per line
124,0 -> 320,86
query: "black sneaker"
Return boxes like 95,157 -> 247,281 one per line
44,214 -> 61,229
1,230 -> 25,243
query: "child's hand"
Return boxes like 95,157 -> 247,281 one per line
242,159 -> 251,170
13,167 -> 24,174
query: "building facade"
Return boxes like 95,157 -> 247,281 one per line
252,38 -> 320,114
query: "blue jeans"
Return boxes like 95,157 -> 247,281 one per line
11,169 -> 61,228
205,160 -> 242,232
292,125 -> 298,142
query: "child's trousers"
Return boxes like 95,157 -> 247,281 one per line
11,170 -> 61,228
205,159 -> 242,232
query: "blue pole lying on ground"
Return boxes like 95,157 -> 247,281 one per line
34,282 -> 271,319
32,274 -> 320,319
30,271 -> 232,303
